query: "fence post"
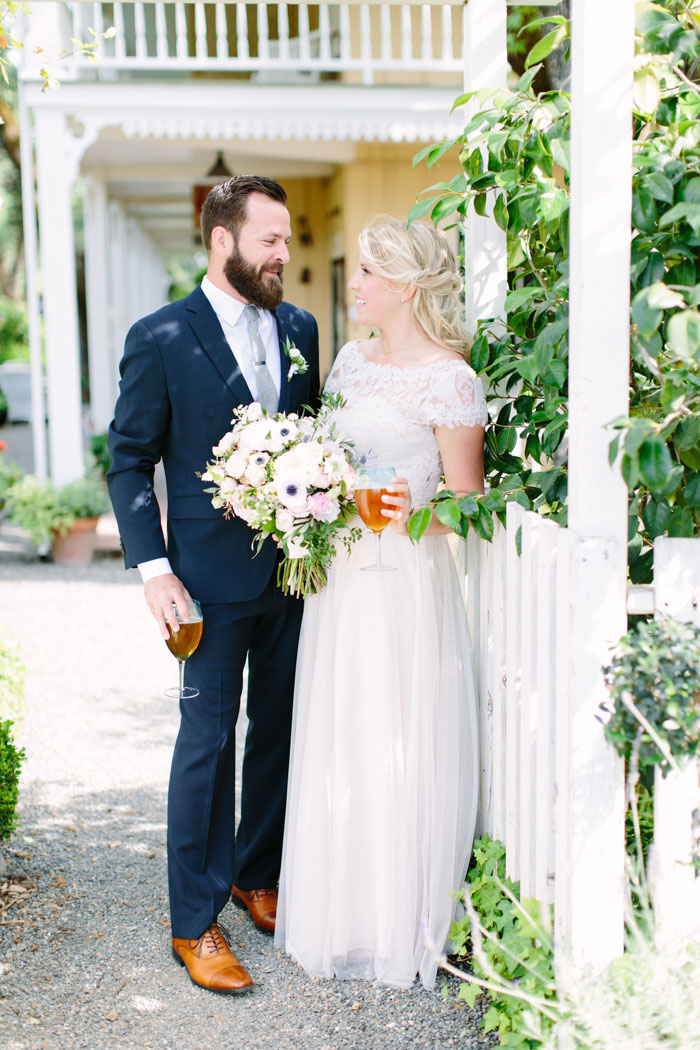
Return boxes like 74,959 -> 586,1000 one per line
647,538 -> 700,947
564,0 -> 635,967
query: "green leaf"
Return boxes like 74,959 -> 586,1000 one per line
684,473 -> 700,508
494,192 -> 508,231
683,178 -> 700,204
517,66 -> 541,94
642,498 -> 671,538
505,286 -> 542,313
632,186 -> 657,233
470,335 -> 490,374
643,171 -> 674,204
473,503 -> 495,542
459,494 -> 480,518
669,507 -> 694,537
633,65 -> 661,115
638,436 -> 673,495
550,136 -> 570,175
543,359 -> 567,388
482,489 -> 506,515
407,505 -> 432,543
666,310 -> 700,360
435,499 -> 462,531
660,202 -> 700,236
525,23 -> 569,69
407,196 -> 441,224
674,414 -> 700,452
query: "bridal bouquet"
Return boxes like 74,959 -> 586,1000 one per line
202,395 -> 360,597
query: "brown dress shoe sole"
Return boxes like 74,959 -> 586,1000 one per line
231,891 -> 275,935
172,947 -> 253,995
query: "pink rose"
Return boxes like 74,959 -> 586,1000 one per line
307,492 -> 340,523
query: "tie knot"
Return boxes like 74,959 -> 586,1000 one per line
243,304 -> 259,332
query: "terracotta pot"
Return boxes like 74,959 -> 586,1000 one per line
51,517 -> 99,565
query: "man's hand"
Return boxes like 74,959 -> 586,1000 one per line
144,574 -> 193,639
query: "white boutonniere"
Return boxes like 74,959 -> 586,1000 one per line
282,336 -> 309,380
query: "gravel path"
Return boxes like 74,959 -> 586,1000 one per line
0,548 -> 492,1050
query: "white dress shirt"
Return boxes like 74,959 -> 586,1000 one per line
138,277 -> 281,584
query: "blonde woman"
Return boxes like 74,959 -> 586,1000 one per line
275,219 -> 487,990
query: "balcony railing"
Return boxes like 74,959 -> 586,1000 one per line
70,2 -> 463,82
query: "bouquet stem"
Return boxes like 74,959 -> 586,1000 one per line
278,557 -> 328,598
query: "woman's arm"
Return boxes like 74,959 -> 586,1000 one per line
383,423 -> 485,536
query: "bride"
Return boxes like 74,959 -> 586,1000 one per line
275,218 -> 487,990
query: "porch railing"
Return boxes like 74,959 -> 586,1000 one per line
71,2 -> 464,82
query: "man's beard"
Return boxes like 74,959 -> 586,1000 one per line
223,244 -> 284,310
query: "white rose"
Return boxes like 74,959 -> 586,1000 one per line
275,508 -> 294,532
244,464 -> 267,488
225,452 -> 247,479
246,402 -> 264,422
213,432 -> 237,456
237,420 -> 274,454
201,471 -> 213,482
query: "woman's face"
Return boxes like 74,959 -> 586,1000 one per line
347,254 -> 401,328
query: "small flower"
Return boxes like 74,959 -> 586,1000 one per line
246,402 -> 264,422
282,336 -> 309,379
249,452 -> 270,468
308,492 -> 340,523
244,464 -> 267,488
213,431 -> 236,456
275,474 -> 310,514
276,508 -> 294,532
225,452 -> 247,479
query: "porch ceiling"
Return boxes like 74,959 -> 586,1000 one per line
28,79 -> 461,256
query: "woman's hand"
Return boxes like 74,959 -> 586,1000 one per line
382,477 -> 412,536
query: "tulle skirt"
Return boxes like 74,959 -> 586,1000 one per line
275,527 -> 479,990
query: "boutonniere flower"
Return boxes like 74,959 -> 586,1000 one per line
282,336 -> 309,380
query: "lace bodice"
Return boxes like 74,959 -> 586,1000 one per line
325,341 -> 488,505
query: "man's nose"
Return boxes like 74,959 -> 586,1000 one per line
276,243 -> 290,265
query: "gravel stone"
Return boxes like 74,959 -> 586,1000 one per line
0,551 -> 494,1050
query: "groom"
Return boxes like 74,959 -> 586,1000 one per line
107,175 -> 320,994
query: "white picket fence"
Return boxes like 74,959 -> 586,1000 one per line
463,506 -> 700,955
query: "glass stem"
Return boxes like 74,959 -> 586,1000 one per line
375,531 -> 382,567
178,659 -> 185,696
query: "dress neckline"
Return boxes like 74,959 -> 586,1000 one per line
345,340 -> 473,376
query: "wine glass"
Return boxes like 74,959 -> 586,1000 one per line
164,597 -> 203,700
353,466 -> 398,572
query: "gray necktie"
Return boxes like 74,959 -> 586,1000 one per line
243,305 -> 278,415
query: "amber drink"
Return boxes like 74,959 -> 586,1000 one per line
164,598 -> 203,700
354,467 -> 398,572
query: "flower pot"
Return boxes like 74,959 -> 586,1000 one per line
51,517 -> 99,565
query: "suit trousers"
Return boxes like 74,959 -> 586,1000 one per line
166,574 -> 304,939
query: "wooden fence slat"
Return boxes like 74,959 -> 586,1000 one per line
505,502 -> 524,880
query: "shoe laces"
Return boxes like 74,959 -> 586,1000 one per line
250,889 -> 275,902
200,921 -> 231,956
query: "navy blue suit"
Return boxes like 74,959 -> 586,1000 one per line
107,284 -> 320,937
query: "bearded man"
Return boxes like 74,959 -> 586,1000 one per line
107,176 -> 320,994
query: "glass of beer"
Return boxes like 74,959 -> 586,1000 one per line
353,466 -> 398,572
164,597 -> 203,700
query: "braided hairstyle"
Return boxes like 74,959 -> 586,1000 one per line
358,218 -> 471,361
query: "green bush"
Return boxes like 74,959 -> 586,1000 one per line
0,635 -> 24,723
57,474 -> 110,519
0,297 -> 29,363
90,432 -> 110,478
0,451 -> 22,513
0,719 -> 24,841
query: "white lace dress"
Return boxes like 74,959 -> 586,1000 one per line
275,342 -> 488,990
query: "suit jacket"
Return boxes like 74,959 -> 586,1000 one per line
107,284 -> 320,603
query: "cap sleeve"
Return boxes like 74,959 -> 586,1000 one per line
424,366 -> 488,429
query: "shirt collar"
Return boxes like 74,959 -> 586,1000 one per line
201,274 -> 250,329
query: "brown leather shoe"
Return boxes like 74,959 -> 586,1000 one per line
230,884 -> 277,934
172,921 -> 253,994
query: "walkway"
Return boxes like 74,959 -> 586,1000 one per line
0,547 -> 490,1050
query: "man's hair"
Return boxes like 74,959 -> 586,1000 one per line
200,175 -> 288,251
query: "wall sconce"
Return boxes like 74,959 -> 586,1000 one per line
192,152 -> 234,235
297,215 -> 313,247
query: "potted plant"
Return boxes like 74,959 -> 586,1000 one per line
5,471 -> 110,564
0,447 -> 22,517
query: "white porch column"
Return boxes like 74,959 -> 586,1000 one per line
462,0 -> 508,330
83,176 -> 116,433
107,202 -> 130,380
563,0 -> 635,967
461,0 -> 508,840
34,108 -> 84,486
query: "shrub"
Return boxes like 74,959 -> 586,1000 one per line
57,474 -> 110,519
0,719 -> 24,841
0,635 -> 24,723
90,432 -> 110,478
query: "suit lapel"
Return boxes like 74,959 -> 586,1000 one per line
275,305 -> 292,414
186,285 -> 254,407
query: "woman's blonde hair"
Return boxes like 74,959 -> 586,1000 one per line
358,218 -> 470,361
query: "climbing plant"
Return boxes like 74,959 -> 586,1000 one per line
407,0 -> 700,587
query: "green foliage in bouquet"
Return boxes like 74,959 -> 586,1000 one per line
407,1 -> 700,577
0,718 -> 24,841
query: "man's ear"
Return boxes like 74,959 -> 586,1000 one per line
210,225 -> 234,260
